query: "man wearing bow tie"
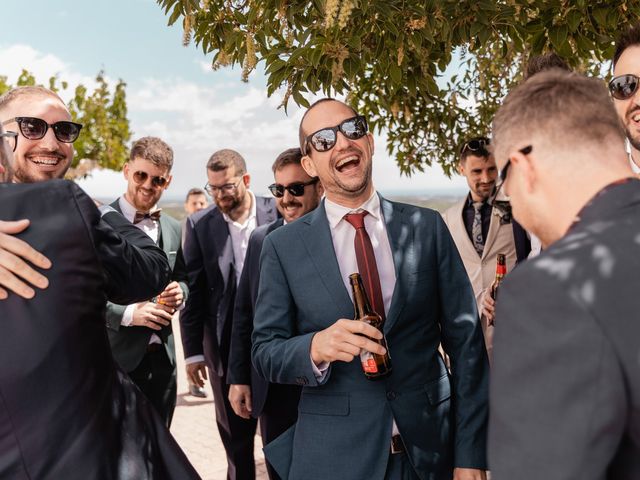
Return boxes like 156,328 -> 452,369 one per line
105,136 -> 188,426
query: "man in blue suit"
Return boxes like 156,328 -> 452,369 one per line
252,99 -> 489,480
181,149 -> 279,480
227,147 -> 324,479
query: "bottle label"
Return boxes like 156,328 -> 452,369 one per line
360,350 -> 378,373
496,265 -> 507,275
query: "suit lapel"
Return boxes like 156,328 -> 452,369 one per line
451,198 -> 480,260
300,202 -> 352,311
159,217 -> 173,252
482,207 -> 501,259
210,212 -> 234,290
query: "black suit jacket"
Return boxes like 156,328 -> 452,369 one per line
0,180 -> 199,479
181,195 -> 277,376
105,199 -> 189,372
228,218 -> 290,416
489,179 -> 640,480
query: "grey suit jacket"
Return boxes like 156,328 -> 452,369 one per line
105,199 -> 189,373
489,179 -> 640,480
252,195 -> 489,480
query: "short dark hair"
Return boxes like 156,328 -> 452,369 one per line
298,98 -> 358,154
459,137 -> 491,164
272,147 -> 303,173
524,52 -> 570,80
129,136 -> 174,171
614,23 -> 640,67
206,149 -> 246,175
185,187 -> 206,202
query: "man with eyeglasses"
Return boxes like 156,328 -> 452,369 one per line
227,147 -> 323,479
104,136 -> 188,427
181,149 -> 278,480
441,137 -> 527,362
610,23 -> 640,175
251,98 -> 488,480
488,70 -> 640,479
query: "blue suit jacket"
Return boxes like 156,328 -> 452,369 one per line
252,196 -> 489,480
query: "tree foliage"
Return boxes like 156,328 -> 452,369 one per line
0,70 -> 131,178
158,0 -> 640,176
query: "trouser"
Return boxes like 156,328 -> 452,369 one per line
128,345 -> 177,427
384,451 -> 421,480
210,370 -> 258,480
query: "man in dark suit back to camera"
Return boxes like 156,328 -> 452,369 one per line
181,149 -> 278,480
489,70 -> 640,479
0,130 -> 200,479
227,147 -> 323,479
106,136 -> 188,426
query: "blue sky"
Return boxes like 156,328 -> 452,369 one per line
1,0 -> 467,199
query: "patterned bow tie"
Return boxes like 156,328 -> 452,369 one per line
133,209 -> 161,224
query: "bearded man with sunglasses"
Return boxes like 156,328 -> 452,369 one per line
181,149 -> 278,480
104,136 -> 188,427
252,98 -> 489,480
227,147 -> 323,479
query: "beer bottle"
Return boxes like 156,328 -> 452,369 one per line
490,253 -> 507,301
349,273 -> 392,380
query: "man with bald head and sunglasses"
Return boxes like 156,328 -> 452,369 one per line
105,136 -> 188,426
252,98 -> 489,480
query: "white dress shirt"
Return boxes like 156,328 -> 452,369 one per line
222,190 -> 257,285
118,196 -> 162,345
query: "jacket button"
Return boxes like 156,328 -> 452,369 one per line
386,390 -> 396,401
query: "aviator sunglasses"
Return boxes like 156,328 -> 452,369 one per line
268,177 -> 319,198
608,74 -> 640,100
1,116 -> 82,152
460,137 -> 491,155
132,170 -> 169,188
304,115 -> 368,155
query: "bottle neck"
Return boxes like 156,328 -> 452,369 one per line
350,275 -> 375,318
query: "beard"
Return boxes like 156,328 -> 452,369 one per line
216,192 -> 243,214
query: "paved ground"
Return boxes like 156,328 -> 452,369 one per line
170,317 -> 268,480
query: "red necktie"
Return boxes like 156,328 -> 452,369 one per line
344,212 -> 385,320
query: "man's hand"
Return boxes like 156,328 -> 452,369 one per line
130,301 -> 173,330
453,468 -> 486,480
157,280 -> 183,308
229,384 -> 253,419
310,318 -> 386,365
186,361 -> 208,388
0,219 -> 51,299
481,293 -> 496,326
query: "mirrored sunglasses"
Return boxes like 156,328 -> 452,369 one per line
305,115 -> 368,155
461,137 -> 491,155
133,170 -> 169,188
268,177 -> 319,198
609,74 -> 640,100
1,117 -> 82,151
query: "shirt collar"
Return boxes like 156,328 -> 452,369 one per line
325,190 -> 381,229
466,192 -> 492,207
119,196 -> 158,223
222,190 -> 256,228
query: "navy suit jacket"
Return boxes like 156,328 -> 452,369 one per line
181,196 -> 278,376
252,195 -> 489,480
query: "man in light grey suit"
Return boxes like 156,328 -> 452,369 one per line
105,136 -> 188,427
252,99 -> 489,480
489,70 -> 640,479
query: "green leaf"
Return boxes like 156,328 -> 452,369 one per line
549,25 -> 568,51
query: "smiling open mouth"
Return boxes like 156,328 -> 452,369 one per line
336,155 -> 360,172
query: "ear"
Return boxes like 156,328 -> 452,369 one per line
301,155 -> 317,177
457,161 -> 465,175
164,174 -> 173,190
510,149 -> 536,194
243,173 -> 251,188
123,161 -> 130,180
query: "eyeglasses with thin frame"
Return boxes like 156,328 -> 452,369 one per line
608,74 -> 640,100
204,177 -> 243,196
304,115 -> 368,155
1,116 -> 83,152
132,170 -> 169,188
268,177 -> 319,198
490,145 -> 532,203
460,137 -> 491,155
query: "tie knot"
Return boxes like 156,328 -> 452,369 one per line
344,211 -> 368,229
472,202 -> 483,212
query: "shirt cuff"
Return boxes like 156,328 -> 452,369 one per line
121,304 -> 135,326
185,355 -> 205,365
311,354 -> 329,381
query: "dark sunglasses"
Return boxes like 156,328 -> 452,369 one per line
490,145 -> 532,203
460,137 -> 491,155
1,117 -> 82,151
608,74 -> 640,100
304,115 -> 368,155
268,177 -> 319,198
133,170 -> 169,188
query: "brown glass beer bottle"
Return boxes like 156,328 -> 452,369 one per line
349,273 -> 392,380
490,253 -> 507,301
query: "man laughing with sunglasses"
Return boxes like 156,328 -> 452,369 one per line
252,98 -> 488,480
611,23 -> 640,174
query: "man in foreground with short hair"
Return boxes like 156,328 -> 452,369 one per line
252,98 -> 488,480
489,69 -> 640,479
228,147 -> 323,479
